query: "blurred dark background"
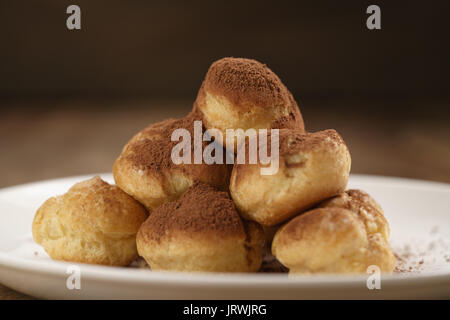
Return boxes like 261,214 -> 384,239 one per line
1,0 -> 450,188
1,0 -> 450,99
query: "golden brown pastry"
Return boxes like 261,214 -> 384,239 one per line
113,113 -> 230,211
193,57 -> 304,151
230,129 -> 351,226
272,190 -> 395,274
32,177 -> 148,266
136,182 -> 264,272
318,189 -> 389,239
325,189 -> 384,215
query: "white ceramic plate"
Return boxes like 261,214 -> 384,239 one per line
0,174 -> 449,299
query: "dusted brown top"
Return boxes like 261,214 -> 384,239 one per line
278,129 -> 345,156
193,57 -> 305,133
138,182 -> 245,243
237,128 -> 346,159
344,189 -> 383,213
202,57 -> 290,108
125,116 -> 194,172
121,111 -> 225,175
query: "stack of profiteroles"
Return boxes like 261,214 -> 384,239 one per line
33,58 -> 395,274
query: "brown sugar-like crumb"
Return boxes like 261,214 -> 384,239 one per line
139,182 -> 245,243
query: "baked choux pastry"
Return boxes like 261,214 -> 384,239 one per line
136,182 -> 264,272
334,189 -> 384,214
230,129 -> 351,226
32,177 -> 148,266
113,113 -> 230,211
193,57 -> 304,151
272,191 -> 395,274
318,189 -> 389,239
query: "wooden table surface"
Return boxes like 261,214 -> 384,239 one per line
1,98 -> 449,299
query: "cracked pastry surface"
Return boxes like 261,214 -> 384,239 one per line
230,129 -> 351,226
32,176 -> 148,266
272,190 -> 395,274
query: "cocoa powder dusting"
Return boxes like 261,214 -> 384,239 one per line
139,182 -> 244,243
203,57 -> 290,109
125,113 -> 204,172
270,91 -> 305,131
392,227 -> 450,275
238,128 -> 345,160
279,129 -> 344,156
